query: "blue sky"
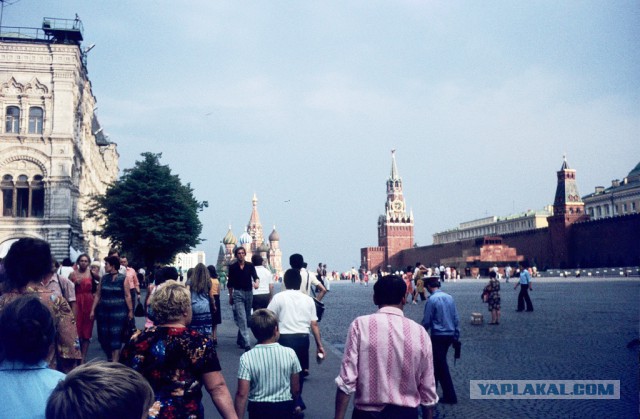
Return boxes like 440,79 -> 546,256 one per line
4,1 -> 639,270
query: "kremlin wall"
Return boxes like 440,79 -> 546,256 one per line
362,153 -> 640,274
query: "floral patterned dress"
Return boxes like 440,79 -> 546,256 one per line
0,286 -> 81,369
484,278 -> 501,311
120,326 -> 221,419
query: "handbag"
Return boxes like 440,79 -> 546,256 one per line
121,317 -> 138,343
313,297 -> 325,322
481,289 -> 489,302
134,298 -> 145,317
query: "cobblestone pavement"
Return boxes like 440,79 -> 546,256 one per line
88,277 -> 639,418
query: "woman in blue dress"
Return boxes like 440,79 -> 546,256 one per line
90,255 -> 133,362
186,263 -> 214,337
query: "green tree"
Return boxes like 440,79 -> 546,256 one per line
88,152 -> 208,269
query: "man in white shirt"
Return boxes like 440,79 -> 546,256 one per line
251,254 -> 274,310
289,254 -> 326,301
268,268 -> 325,414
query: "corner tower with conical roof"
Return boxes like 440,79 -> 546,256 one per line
547,156 -> 588,267
377,150 -> 414,268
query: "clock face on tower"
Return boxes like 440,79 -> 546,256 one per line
392,200 -> 404,211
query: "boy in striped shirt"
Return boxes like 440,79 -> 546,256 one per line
234,309 -> 302,418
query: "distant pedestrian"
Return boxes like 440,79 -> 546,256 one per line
227,247 -> 259,351
252,254 -> 274,310
515,265 -> 534,312
505,265 -> 512,283
208,265 -> 222,345
484,271 -> 501,324
422,277 -> 460,404
234,309 -> 301,418
335,275 -> 438,418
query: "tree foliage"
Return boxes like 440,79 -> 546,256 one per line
88,152 -> 208,268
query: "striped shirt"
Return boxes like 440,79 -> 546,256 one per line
238,343 -> 302,402
336,307 -> 439,411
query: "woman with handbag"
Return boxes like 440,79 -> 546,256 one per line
484,271 -> 501,325
90,255 -> 133,362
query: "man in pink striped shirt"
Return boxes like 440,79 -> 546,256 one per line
335,275 -> 438,419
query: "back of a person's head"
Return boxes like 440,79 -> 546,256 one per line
284,268 -> 302,290
0,295 -> 54,364
46,361 -> 154,419
62,257 -> 73,267
489,270 -> 497,279
207,265 -> 218,279
289,253 -> 304,270
163,266 -> 179,281
373,275 -> 407,306
251,254 -> 263,266
190,263 -> 211,294
150,280 -> 190,325
3,238 -> 52,289
249,309 -> 279,342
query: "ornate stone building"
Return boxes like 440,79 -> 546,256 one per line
216,194 -> 282,276
582,161 -> 640,220
361,150 -> 414,272
0,17 -> 118,260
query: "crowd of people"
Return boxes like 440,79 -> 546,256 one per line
0,236 -> 540,418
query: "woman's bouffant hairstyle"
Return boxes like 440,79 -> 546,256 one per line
189,263 -> 211,295
149,280 -> 190,325
46,361 -> 155,419
0,295 -> 55,364
3,238 -> 52,289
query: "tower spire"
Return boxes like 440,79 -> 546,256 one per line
390,149 -> 400,180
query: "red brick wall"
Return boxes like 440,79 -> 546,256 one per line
394,214 -> 640,271
361,247 -> 385,272
570,213 -> 640,268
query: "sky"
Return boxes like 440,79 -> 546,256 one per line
3,1 -> 639,270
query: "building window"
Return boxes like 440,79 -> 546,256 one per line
5,106 -> 20,133
1,175 -> 13,216
0,174 -> 45,218
596,207 -> 602,217
31,175 -> 44,217
588,208 -> 593,217
633,202 -> 637,211
604,205 -> 610,216
28,107 -> 44,134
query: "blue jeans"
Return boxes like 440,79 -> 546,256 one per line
232,289 -> 253,348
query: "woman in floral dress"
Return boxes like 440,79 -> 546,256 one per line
484,270 -> 501,325
120,281 -> 236,419
0,238 -> 81,372
69,253 -> 94,363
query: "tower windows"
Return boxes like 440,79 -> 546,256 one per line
28,107 -> 44,134
0,174 -> 45,218
5,106 -> 20,133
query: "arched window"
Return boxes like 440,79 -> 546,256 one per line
31,175 -> 44,217
1,175 -> 14,216
15,175 -> 29,217
5,106 -> 20,133
28,107 -> 44,134
1,174 -> 45,218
